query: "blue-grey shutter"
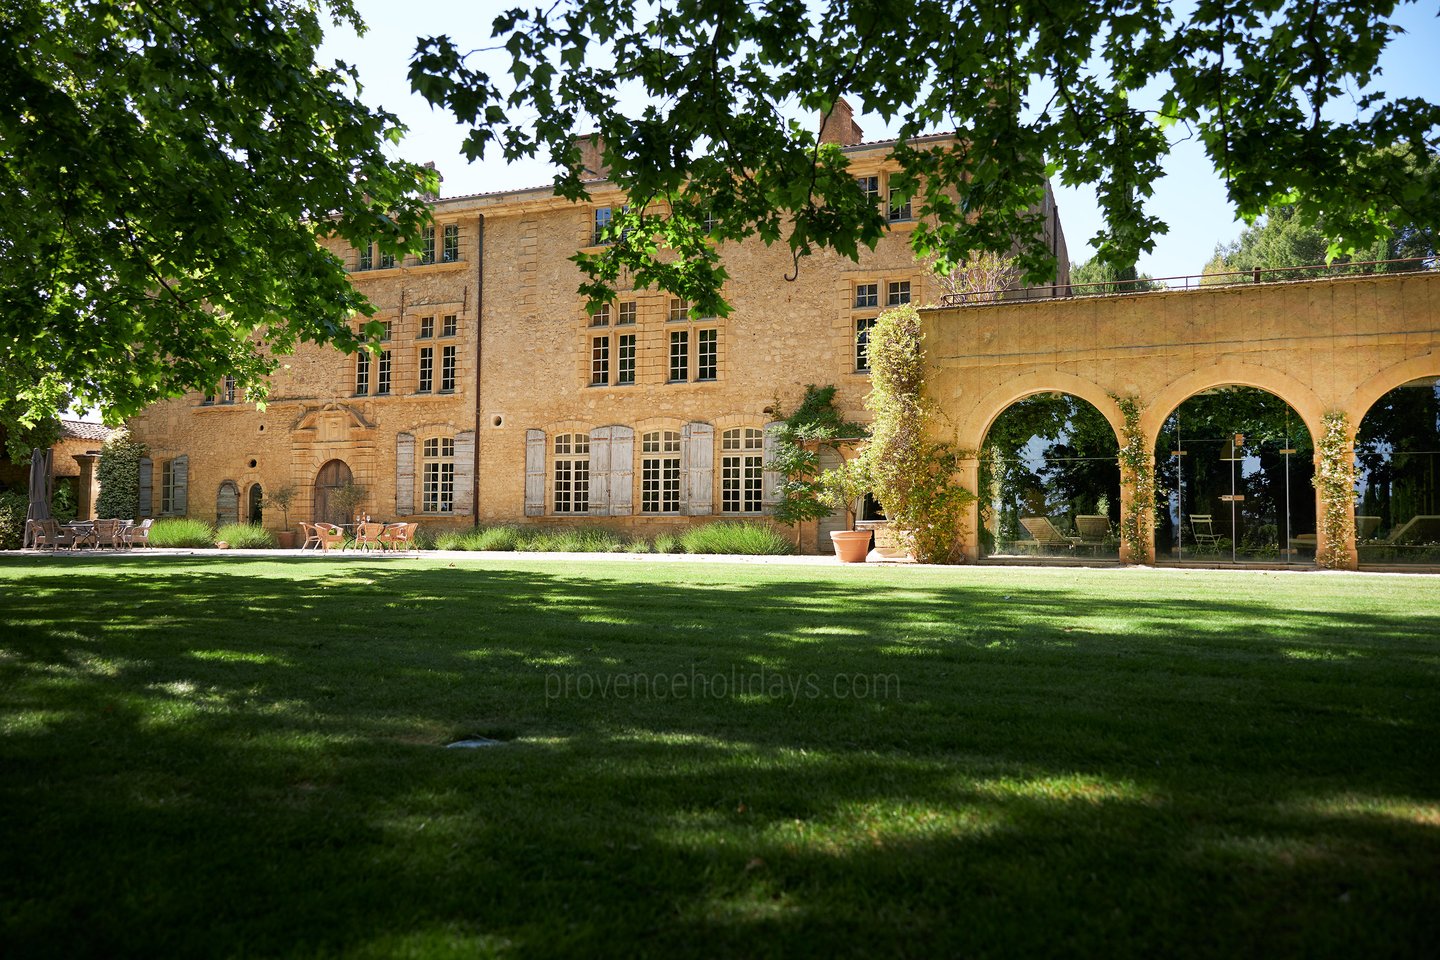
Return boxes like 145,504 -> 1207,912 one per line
453,430 -> 475,515
172,455 -> 188,517
395,433 -> 415,515
525,429 -> 546,516
588,426 -> 612,515
609,426 -> 634,516
762,422 -> 784,511
137,457 -> 153,520
683,421 -> 713,516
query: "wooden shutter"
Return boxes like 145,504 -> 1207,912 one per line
172,455 -> 188,516
609,426 -> 634,516
524,429 -> 546,516
452,430 -> 475,515
588,426 -> 612,515
683,421 -> 713,516
762,422 -> 784,510
395,433 -> 416,515
137,457 -> 153,520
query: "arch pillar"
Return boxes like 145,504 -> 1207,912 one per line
958,455 -> 980,563
1313,422 -> 1360,571
1117,454 -> 1155,565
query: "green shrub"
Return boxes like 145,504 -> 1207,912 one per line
96,433 -> 147,520
147,517 -> 216,548
0,489 -> 28,550
473,526 -> 521,551
521,527 -> 629,552
215,523 -> 276,549
679,521 -> 794,555
652,532 -> 683,554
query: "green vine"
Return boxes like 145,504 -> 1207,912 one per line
1312,411 -> 1355,569
861,305 -> 975,563
95,431 -> 147,521
1111,394 -> 1154,561
769,384 -> 868,526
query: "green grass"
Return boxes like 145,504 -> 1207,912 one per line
214,522 -> 277,549
2,557 -> 1438,957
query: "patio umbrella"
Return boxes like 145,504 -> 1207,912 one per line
25,447 -> 53,547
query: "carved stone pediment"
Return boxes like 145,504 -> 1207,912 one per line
292,402 -> 376,440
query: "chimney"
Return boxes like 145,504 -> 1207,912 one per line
421,160 -> 442,201
818,97 -> 864,146
574,133 -> 610,180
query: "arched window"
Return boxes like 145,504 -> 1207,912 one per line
216,480 -> 239,526
721,428 -> 764,514
641,430 -> 682,513
553,433 -> 590,513
247,483 -> 263,525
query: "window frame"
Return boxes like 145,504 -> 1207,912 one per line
420,227 -> 436,264
159,459 -> 175,515
442,314 -> 458,337
552,433 -> 591,514
696,328 -> 718,381
720,427 -> 765,514
417,346 -> 434,393
355,350 -> 371,396
640,430 -> 682,514
887,280 -> 912,306
419,315 -> 435,339
376,348 -> 392,396
855,316 -> 877,372
669,330 -> 690,383
440,345 -> 457,393
442,224 -> 460,263
617,332 -> 636,385
421,437 -> 456,513
591,335 -> 611,386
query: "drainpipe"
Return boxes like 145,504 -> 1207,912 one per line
472,213 -> 484,527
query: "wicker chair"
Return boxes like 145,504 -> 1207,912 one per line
354,521 -> 385,553
315,523 -> 347,552
378,522 -> 418,552
124,519 -> 154,548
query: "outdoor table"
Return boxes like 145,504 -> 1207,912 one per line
63,521 -> 98,550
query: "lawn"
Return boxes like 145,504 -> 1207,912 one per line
2,555 -> 1438,958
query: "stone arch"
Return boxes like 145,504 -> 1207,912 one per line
960,371 -> 1124,451
1344,351 -> 1440,429
1142,364 -> 1325,452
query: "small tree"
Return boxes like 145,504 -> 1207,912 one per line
923,250 -> 1021,305
815,457 -> 872,531
768,385 -> 869,527
329,481 -> 368,523
260,483 -> 297,528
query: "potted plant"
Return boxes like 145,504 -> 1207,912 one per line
261,483 -> 298,548
816,457 -> 874,562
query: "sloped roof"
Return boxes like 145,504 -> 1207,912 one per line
59,419 -> 114,442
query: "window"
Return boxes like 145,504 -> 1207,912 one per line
591,304 -> 611,327
618,333 -> 636,385
721,428 -> 765,513
420,226 -> 435,264
669,330 -> 689,382
641,431 -> 681,513
440,346 -> 456,392
357,244 -> 373,271
855,283 -> 878,308
553,433 -> 590,513
418,347 -> 433,393
442,224 -> 460,262
378,321 -> 391,342
887,280 -> 911,305
668,298 -> 689,323
160,459 -> 175,514
618,301 -> 637,325
376,349 -> 392,395
591,336 -> 610,385
703,208 -> 718,234
888,186 -> 912,222
856,316 -> 877,371
593,207 -> 613,245
419,315 -> 434,339
697,328 -> 717,380
220,375 -> 236,404
422,437 -> 455,513
857,175 -> 880,203
379,250 -> 395,269
355,350 -> 370,395
442,314 -> 458,337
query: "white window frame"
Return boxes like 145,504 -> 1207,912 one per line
553,433 -> 591,514
422,437 -> 456,513
721,428 -> 764,514
641,431 -> 682,513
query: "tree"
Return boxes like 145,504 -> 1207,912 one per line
410,1 -> 1440,317
1,0 -> 437,431
1069,258 -> 1164,294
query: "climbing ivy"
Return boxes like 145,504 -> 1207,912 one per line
1313,411 -> 1356,569
1112,394 -> 1155,562
862,305 -> 974,563
95,432 -> 147,521
768,385 -> 868,526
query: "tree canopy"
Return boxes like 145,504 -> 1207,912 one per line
411,1 -> 1439,317
1,0 -> 435,429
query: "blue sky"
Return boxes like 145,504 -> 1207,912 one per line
319,2 -> 1439,280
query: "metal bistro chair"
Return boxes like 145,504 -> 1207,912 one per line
1189,515 -> 1223,554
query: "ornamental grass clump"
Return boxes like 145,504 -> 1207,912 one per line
678,521 -> 794,555
214,523 -> 276,549
147,518 -> 216,548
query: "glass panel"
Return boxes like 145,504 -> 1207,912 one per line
978,393 -> 1120,561
1355,376 -> 1440,566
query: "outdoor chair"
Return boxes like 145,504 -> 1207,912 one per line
378,522 -> 417,552
297,522 -> 321,551
31,518 -> 64,551
1019,516 -> 1078,554
315,523 -> 347,552
354,521 -> 385,553
1074,515 -> 1111,547
124,518 -> 153,548
1189,515 -> 1223,553
93,518 -> 122,550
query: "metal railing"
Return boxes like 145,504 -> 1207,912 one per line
938,256 -> 1438,308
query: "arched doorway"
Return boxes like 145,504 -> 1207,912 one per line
1354,376 -> 1440,566
247,483 -> 264,525
1155,387 -> 1314,563
978,393 -> 1121,560
216,481 -> 239,526
313,460 -> 353,525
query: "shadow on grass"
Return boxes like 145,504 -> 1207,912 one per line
1,556 -> 1438,957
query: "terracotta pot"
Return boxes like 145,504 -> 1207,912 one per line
215,541 -> 230,550
830,529 -> 872,563
275,530 -> 298,549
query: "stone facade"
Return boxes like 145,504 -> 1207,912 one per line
126,129 -> 1069,549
